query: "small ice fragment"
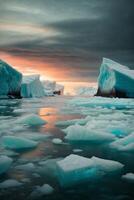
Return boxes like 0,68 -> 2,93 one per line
52,138 -> 62,145
73,149 -> 83,153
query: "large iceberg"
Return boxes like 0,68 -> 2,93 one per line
0,60 -> 22,97
56,154 -> 123,187
0,156 -> 13,175
21,75 -> 45,98
96,58 -> 134,98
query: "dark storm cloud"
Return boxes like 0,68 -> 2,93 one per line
0,0 -> 134,80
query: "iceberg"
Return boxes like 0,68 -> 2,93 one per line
21,75 -> 45,98
16,114 -> 47,126
0,179 -> 23,188
0,60 -> 22,97
2,136 -> 38,150
96,58 -> 134,98
0,156 -> 13,175
56,154 -> 123,187
52,138 -> 63,145
64,124 -> 115,143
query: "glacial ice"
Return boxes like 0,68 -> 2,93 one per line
21,75 -> 45,98
110,133 -> 134,152
64,124 -> 115,143
2,136 -> 38,150
0,156 -> 13,175
0,179 -> 23,188
122,173 -> 134,183
54,83 -> 64,95
0,60 -> 22,97
16,114 -> 47,126
96,58 -> 134,97
56,154 -> 123,187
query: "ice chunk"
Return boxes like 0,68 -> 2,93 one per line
96,58 -> 134,98
52,138 -> 63,144
64,124 -> 115,143
56,154 -> 95,186
122,173 -> 134,183
30,184 -> 54,198
0,60 -> 22,97
0,179 -> 22,188
0,156 -> 13,175
56,154 -> 124,187
2,136 -> 38,150
21,75 -> 45,98
110,133 -> 134,152
17,114 -> 47,126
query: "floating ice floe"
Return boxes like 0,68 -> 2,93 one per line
2,136 -> 38,150
96,58 -> 134,98
0,60 -> 22,97
30,184 -> 54,199
16,114 -> 47,126
21,75 -> 45,98
110,133 -> 134,152
69,96 -> 134,109
52,138 -> 63,145
64,124 -> 115,143
0,156 -> 13,175
56,154 -> 123,187
0,179 -> 23,189
122,173 -> 134,183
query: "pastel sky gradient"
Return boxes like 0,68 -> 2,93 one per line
0,0 -> 134,82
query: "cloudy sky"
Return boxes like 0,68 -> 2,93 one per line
0,0 -> 134,82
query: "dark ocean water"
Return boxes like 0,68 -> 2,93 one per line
0,96 -> 133,200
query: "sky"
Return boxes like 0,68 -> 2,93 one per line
0,0 -> 134,82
